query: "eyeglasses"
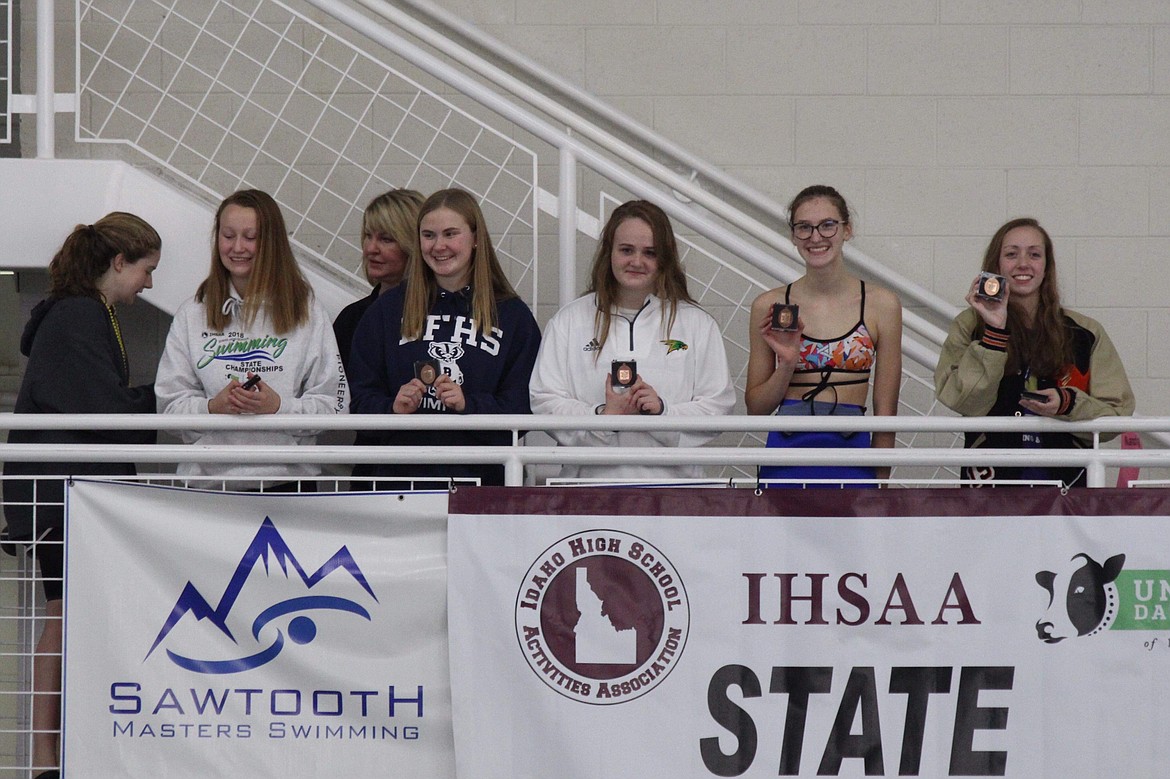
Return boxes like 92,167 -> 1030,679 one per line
790,219 -> 846,240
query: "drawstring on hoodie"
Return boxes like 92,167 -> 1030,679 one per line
222,297 -> 243,318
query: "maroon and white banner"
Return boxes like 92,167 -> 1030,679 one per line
448,487 -> 1170,778
63,481 -> 452,777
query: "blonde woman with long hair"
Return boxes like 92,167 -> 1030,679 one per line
332,188 -> 425,373
348,187 -> 541,485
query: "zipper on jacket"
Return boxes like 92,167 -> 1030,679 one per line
614,298 -> 652,352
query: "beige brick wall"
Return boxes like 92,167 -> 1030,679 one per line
434,0 -> 1170,417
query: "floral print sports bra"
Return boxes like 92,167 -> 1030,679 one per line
787,280 -> 876,409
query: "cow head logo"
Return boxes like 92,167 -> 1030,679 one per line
1035,553 -> 1125,643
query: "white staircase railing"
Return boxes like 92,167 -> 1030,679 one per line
1,0 -> 12,146
73,0 -> 540,307
63,0 -> 946,355
375,0 -> 961,325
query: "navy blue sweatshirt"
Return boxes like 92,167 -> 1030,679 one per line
348,284 -> 540,485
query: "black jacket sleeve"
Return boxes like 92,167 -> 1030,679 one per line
19,298 -> 155,444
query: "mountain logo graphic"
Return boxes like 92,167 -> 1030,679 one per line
145,517 -> 378,674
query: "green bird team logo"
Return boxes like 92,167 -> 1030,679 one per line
661,339 -> 688,355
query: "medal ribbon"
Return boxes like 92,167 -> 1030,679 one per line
107,304 -> 129,378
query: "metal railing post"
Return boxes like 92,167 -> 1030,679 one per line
558,146 -> 578,307
504,454 -> 524,486
36,0 -> 55,158
1085,457 -> 1107,488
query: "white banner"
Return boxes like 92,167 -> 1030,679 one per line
448,487 -> 1170,778
63,481 -> 453,777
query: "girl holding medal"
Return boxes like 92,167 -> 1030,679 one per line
156,189 -> 348,489
348,188 -> 541,485
746,185 -> 903,487
935,217 -> 1135,487
530,200 -> 735,481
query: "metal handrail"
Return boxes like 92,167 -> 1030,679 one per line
1,444 -> 1166,471
0,412 -> 1164,435
372,0 -> 960,324
2,414 -> 1164,489
302,0 -> 953,351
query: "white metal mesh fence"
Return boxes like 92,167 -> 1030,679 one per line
75,0 -> 540,302
0,478 -> 61,777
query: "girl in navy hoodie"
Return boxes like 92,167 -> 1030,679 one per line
348,188 -> 540,485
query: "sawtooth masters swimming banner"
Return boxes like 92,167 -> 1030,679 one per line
62,480 -> 452,777
448,487 -> 1170,778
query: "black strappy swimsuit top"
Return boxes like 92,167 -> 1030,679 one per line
787,280 -> 876,412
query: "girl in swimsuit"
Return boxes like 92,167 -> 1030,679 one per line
746,185 -> 903,486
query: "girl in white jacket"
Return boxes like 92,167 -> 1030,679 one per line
156,189 -> 348,488
530,200 -> 735,481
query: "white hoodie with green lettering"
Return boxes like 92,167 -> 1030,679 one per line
156,289 -> 349,487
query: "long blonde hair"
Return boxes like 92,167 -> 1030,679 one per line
401,188 -> 517,340
587,200 -> 694,356
196,189 -> 310,333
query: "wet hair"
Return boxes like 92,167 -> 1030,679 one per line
361,189 -> 425,286
787,184 -> 851,228
586,200 -> 694,356
48,212 -> 161,300
197,189 -> 311,333
401,188 -> 518,341
977,217 -> 1071,377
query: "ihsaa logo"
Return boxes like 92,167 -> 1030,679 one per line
145,517 -> 378,673
515,529 -> 689,704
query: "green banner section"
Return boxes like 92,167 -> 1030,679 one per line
1113,571 -> 1170,630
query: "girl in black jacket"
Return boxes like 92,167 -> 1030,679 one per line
3,212 -> 161,777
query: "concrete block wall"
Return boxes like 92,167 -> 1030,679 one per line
437,0 -> 1170,421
